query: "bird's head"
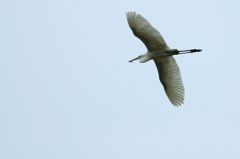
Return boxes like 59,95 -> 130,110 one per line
129,53 -> 151,63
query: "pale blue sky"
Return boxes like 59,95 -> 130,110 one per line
1,0 -> 240,159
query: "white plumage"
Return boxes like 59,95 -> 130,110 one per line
126,12 -> 201,106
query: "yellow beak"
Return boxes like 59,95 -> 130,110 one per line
128,56 -> 139,62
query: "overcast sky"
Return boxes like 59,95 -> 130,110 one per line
1,0 -> 240,159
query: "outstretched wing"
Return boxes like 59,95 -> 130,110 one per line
126,12 -> 169,51
154,56 -> 184,106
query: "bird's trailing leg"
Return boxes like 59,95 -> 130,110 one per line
165,49 -> 202,55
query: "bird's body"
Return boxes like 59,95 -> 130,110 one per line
126,12 -> 201,106
136,49 -> 178,62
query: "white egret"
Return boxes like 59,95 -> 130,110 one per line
126,12 -> 201,106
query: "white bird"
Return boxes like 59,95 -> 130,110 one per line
126,12 -> 201,106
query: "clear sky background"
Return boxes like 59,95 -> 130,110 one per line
1,0 -> 240,159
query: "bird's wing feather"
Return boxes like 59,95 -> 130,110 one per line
126,12 -> 169,51
154,56 -> 184,106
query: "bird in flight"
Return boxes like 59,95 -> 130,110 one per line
126,12 -> 201,106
